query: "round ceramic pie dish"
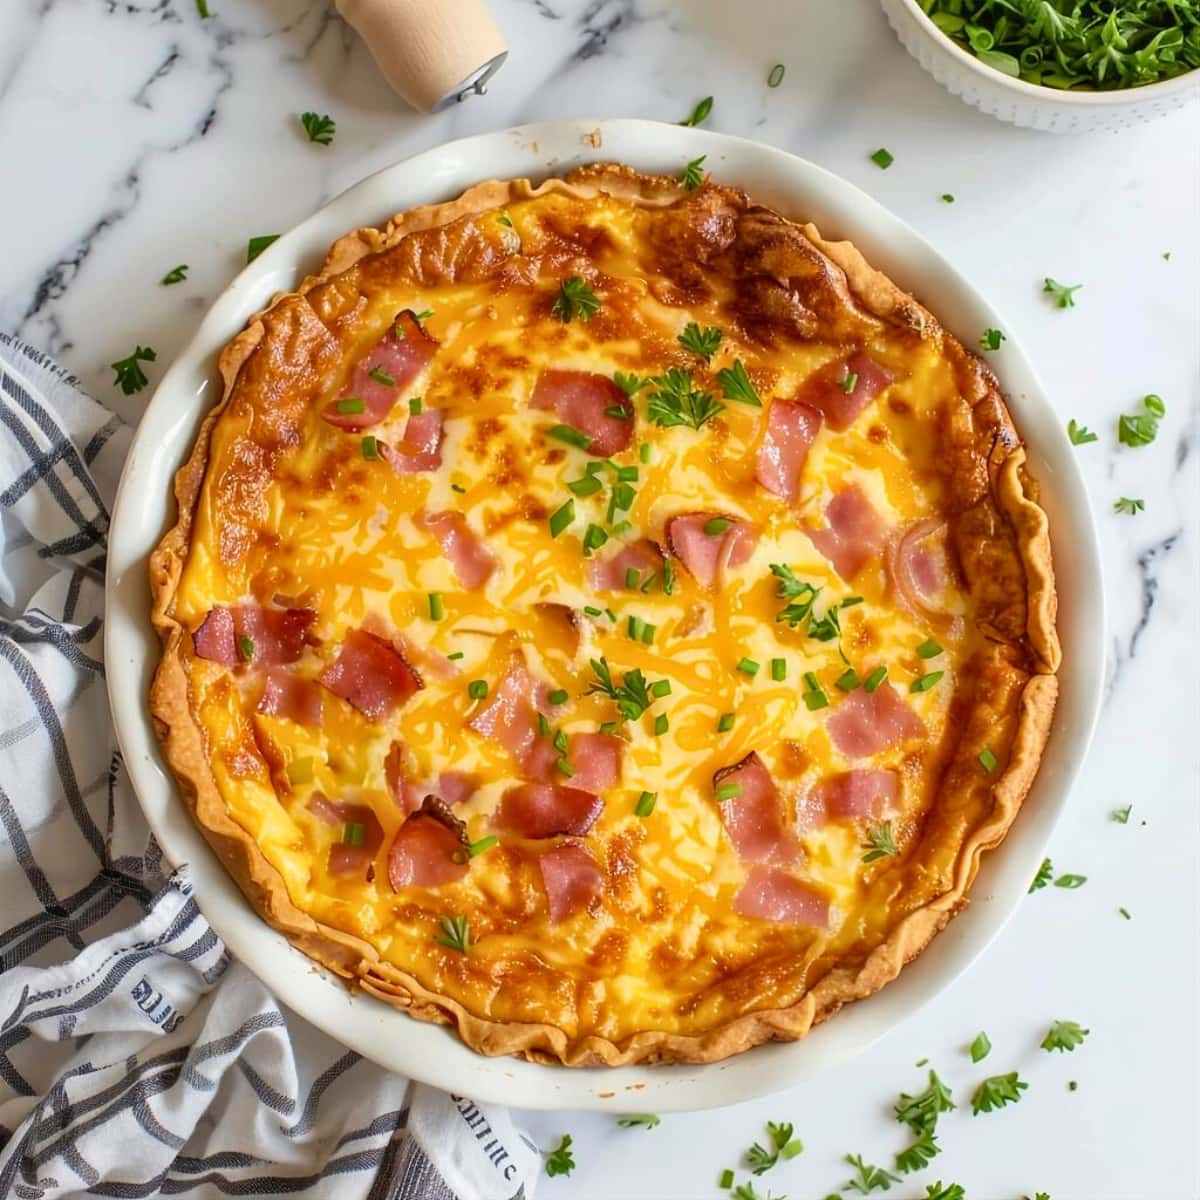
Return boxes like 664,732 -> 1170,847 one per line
105,118 -> 1104,1110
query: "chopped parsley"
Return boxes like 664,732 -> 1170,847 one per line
870,147 -> 895,169
1111,804 -> 1132,824
745,1121 -> 804,1174
647,367 -> 724,430
544,1134 -> 575,1177
971,1071 -> 1028,1115
923,1185 -> 965,1200
1029,857 -> 1054,891
1067,418 -> 1098,445
862,822 -> 898,863
299,111 -> 336,145
979,328 -> 1005,351
110,345 -> 157,395
895,1130 -> 940,1173
895,1069 -> 956,1136
587,658 -> 664,722
160,264 -> 188,286
616,1113 -> 660,1129
1118,394 -> 1165,447
969,1031 -> 992,1062
433,914 -> 470,953
844,1152 -> 900,1193
614,371 -> 648,396
680,155 -> 707,190
1054,872 -> 1088,889
717,359 -> 762,407
678,322 -> 722,361
1041,1019 -> 1089,1052
1113,496 -> 1145,515
941,193 -> 955,203
246,234 -> 279,262
678,96 -> 713,126
551,276 -> 600,323
1043,277 -> 1082,308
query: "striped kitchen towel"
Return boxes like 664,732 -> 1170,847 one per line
0,333 -> 540,1199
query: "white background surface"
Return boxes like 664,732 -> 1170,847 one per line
1,2 -> 1197,1198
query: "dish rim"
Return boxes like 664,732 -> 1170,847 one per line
890,0 -> 1200,106
104,117 -> 1105,1111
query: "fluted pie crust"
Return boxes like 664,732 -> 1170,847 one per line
149,164 -> 1059,1066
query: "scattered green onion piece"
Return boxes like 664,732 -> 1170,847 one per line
368,364 -> 395,386
409,395 -> 423,414
841,371 -> 859,394
870,147 -> 894,169
737,657 -> 760,677
548,689 -> 569,706
719,1169 -> 735,1190
703,517 -> 732,536
582,523 -> 609,555
836,667 -> 860,692
238,635 -> 255,662
336,397 -> 365,415
863,665 -> 888,693
548,424 -> 592,450
769,657 -> 786,681
568,475 -> 603,497
717,712 -> 735,732
549,499 -> 575,538
978,747 -> 998,773
466,835 -> 498,858
428,592 -> 444,621
715,782 -> 742,801
447,651 -> 465,661
639,443 -> 652,463
467,679 -> 488,700
653,713 -> 669,736
361,435 -> 379,460
343,822 -> 365,847
556,757 -> 576,777
625,567 -> 641,589
916,638 -> 943,659
635,791 -> 657,817
910,671 -> 944,693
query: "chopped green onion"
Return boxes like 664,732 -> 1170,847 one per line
548,689 -> 569,706
361,435 -> 379,460
737,657 -> 760,677
238,635 -> 255,662
554,729 -> 568,754
537,713 -> 551,737
802,671 -> 829,711
343,821 -> 365,847
428,592 -> 444,621
653,713 -> 669,736
719,1169 -> 735,1190
910,671 -> 944,693
582,523 -> 609,555
770,657 -> 786,681
639,443 -> 652,463
863,665 -> 888,693
625,567 -> 641,589
466,835 -> 498,858
717,712 -> 735,732
548,424 -> 592,450
447,651 -> 464,661
584,605 -> 603,617
650,679 -> 672,698
715,781 -> 742,801
556,757 -> 576,777
599,721 -> 621,736
870,147 -> 894,169
703,517 -> 732,536
467,679 -> 488,700
635,791 -> 657,817
368,364 -> 395,386
335,396 -> 365,415
451,483 -> 466,494
409,395 -> 423,414
978,747 -> 998,773
627,615 -> 646,642
916,638 -> 943,659
549,499 -> 575,538
568,475 -> 603,497
841,371 -> 859,393
836,667 -> 860,692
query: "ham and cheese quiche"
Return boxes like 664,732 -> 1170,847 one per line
149,163 -> 1060,1066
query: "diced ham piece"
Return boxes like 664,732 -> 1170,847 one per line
886,518 -> 956,624
495,783 -> 604,839
538,842 -> 604,923
530,369 -> 633,457
436,771 -> 477,805
715,752 -> 798,864
467,660 -> 545,762
256,668 -> 323,727
666,513 -> 757,589
319,629 -> 422,720
384,741 -> 427,814
798,351 -> 895,432
415,510 -> 497,589
807,486 -> 886,581
193,604 -> 315,667
819,769 -> 899,820
827,686 -> 926,759
734,867 -> 830,926
381,409 -> 444,474
387,814 -> 468,889
563,732 -> 622,795
755,399 -> 822,503
307,796 -> 384,878
323,310 -> 437,430
588,539 -> 664,592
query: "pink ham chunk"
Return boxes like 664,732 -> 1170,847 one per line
587,539 -> 664,592
495,783 -> 604,839
387,815 -> 468,889
381,409 -> 444,474
715,752 -> 798,864
819,769 -> 898,820
256,668 -> 323,727
539,842 -> 605,923
530,369 -> 633,458
323,310 -> 437,430
665,513 -> 757,589
798,351 -> 894,432
466,660 -> 547,763
319,629 -> 422,720
193,604 -> 315,667
807,486 -> 886,581
755,399 -> 822,503
734,867 -> 830,926
527,731 -> 622,793
384,741 -> 427,814
307,796 -> 384,878
827,686 -> 926,759
415,510 -> 497,589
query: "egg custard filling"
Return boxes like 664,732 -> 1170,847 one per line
150,164 -> 1059,1065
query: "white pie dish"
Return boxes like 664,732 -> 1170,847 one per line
104,117 -> 1104,1112
880,0 -> 1200,132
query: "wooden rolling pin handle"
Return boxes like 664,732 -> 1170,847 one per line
335,0 -> 508,113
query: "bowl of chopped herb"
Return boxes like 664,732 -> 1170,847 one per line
880,0 -> 1200,132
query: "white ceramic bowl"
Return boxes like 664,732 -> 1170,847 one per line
881,0 -> 1200,132
105,118 -> 1105,1111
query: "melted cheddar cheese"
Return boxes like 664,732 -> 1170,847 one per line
158,168 -> 1051,1060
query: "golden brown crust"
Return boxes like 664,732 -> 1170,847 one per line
148,164 -> 1059,1066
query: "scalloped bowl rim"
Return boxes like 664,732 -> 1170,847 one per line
892,0 -> 1200,106
104,118 -> 1104,1112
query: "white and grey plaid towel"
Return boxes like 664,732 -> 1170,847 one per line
0,334 -> 540,1200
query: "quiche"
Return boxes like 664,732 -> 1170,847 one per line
149,163 -> 1059,1066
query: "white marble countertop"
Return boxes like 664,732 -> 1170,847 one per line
2,1 -> 1197,1197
